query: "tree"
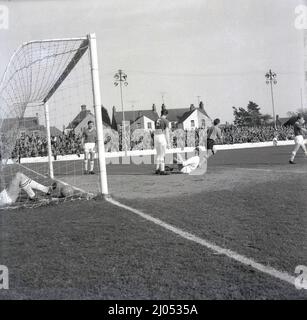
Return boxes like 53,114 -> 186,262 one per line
233,101 -> 264,126
232,106 -> 250,126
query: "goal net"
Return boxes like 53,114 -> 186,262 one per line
0,34 -> 109,209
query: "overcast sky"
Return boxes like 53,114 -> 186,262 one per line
0,0 -> 305,124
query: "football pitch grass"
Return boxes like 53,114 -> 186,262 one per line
0,145 -> 307,299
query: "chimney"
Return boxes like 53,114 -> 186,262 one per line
152,104 -> 156,112
81,104 -> 86,111
199,101 -> 204,110
113,106 -> 116,113
190,104 -> 195,111
161,103 -> 166,110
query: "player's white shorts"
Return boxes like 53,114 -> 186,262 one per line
84,142 -> 96,153
154,134 -> 167,160
181,155 -> 200,174
294,135 -> 304,146
0,189 -> 13,206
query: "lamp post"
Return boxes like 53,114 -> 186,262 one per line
265,69 -> 277,129
114,69 -> 128,151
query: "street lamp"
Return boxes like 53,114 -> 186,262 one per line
265,69 -> 277,129
114,69 -> 128,151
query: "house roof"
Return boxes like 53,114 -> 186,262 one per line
166,108 -> 190,122
50,126 -> 63,136
166,107 -> 210,123
276,117 -> 289,125
66,109 -> 92,130
113,110 -> 159,124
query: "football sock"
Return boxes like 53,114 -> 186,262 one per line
156,158 -> 160,170
160,161 -> 165,172
90,161 -> 94,172
19,178 -> 34,198
29,180 -> 49,193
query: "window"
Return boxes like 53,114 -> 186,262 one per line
191,120 -> 195,128
147,122 -> 152,129
201,119 -> 206,128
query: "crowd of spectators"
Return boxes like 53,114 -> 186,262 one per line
0,125 -> 297,160
216,125 -> 294,144
10,131 -> 83,161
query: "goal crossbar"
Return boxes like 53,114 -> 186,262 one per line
43,39 -> 89,103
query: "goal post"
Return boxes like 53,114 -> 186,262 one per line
44,102 -> 54,179
0,33 -> 109,206
88,33 -> 108,196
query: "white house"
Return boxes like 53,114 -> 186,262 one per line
112,104 -> 159,131
166,103 -> 211,130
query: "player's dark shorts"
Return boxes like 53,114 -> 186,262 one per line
207,139 -> 215,151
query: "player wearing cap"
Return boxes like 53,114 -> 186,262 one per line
289,114 -> 307,164
154,109 -> 170,175
82,120 -> 97,174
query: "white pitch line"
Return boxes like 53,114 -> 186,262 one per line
18,163 -> 48,179
235,167 -> 307,174
106,197 -> 296,288
18,163 -> 94,197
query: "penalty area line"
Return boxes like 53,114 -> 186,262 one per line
106,197 -> 296,288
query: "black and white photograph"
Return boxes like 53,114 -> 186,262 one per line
0,0 -> 307,305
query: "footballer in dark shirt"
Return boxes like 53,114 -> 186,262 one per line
289,114 -> 307,164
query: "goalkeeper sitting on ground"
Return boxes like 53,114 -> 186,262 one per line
166,147 -> 207,175
0,172 -> 57,206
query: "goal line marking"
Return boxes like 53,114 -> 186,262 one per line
18,163 -> 95,198
234,167 -> 307,174
106,197 -> 296,288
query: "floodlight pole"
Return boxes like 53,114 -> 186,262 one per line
44,103 -> 54,179
88,33 -> 109,196
114,69 -> 128,154
265,69 -> 277,129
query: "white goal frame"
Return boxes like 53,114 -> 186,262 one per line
0,33 -> 109,196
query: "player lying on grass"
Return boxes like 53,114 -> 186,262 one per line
289,114 -> 307,164
166,147 -> 207,175
0,172 -> 57,206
